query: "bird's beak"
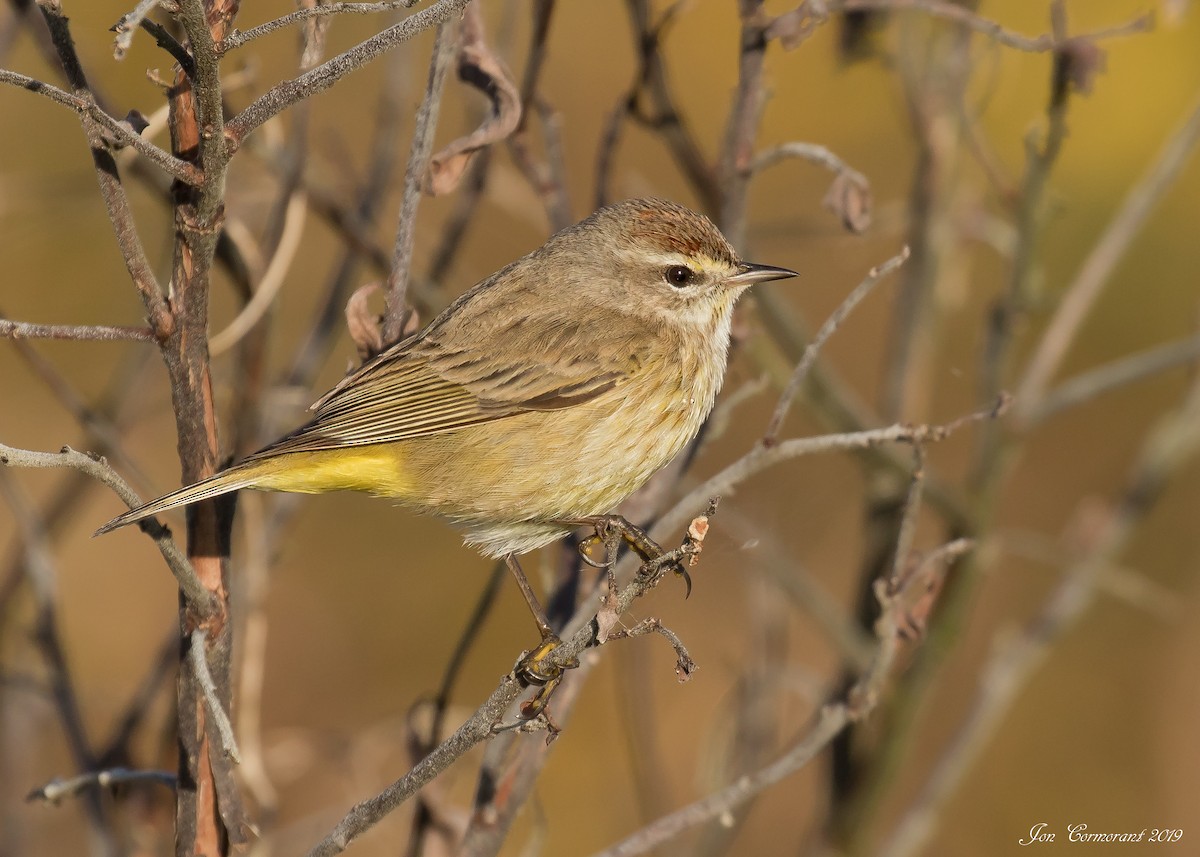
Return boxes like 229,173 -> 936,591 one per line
727,262 -> 799,286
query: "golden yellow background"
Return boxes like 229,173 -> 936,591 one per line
1,1 -> 1198,854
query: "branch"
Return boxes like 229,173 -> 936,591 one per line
879,380 -> 1200,857
189,630 -> 241,763
657,398 -> 1008,544
1026,332 -> 1200,426
763,246 -> 909,444
750,141 -> 873,232
219,0 -> 420,51
0,69 -> 202,185
304,510 -> 715,857
0,317 -> 155,343
587,540 -> 975,857
1015,86 -> 1200,419
0,442 -> 214,613
382,16 -> 460,343
769,0 -> 1152,54
26,768 -> 176,804
225,0 -> 474,148
32,4 -> 174,338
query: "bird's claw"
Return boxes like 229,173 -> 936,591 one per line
576,533 -> 613,569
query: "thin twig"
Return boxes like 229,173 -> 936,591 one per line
382,16 -> 460,343
0,318 -> 155,343
658,399 -> 1007,544
763,246 -> 910,444
208,190 -> 309,355
775,0 -> 1152,54
879,382 -> 1200,857
588,562 -> 940,857
305,510 -> 713,857
0,442 -> 213,612
189,630 -> 241,763
26,768 -> 176,804
111,0 -> 163,59
0,69 -> 202,185
225,0 -> 474,148
1015,87 -> 1200,419
219,0 -> 420,51
1027,332 -> 1200,426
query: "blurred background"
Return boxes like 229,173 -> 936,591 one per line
2,0 -> 1199,855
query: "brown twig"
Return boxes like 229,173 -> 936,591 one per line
26,768 -> 176,804
0,317 -> 156,342
879,379 -> 1200,857
225,0 -> 474,148
0,68 -> 201,185
1015,86 -> 1200,420
1026,332 -> 1200,426
586,546 -> 970,857
763,246 -> 910,444
305,509 -> 714,857
0,442 -> 212,610
382,16 -> 461,343
219,0 -> 420,51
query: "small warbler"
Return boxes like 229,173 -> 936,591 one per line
97,198 -> 796,655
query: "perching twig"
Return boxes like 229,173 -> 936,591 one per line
305,505 -> 716,857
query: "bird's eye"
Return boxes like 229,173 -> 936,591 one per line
664,265 -> 695,288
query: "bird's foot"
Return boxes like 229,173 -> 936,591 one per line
514,633 -> 578,720
568,514 -> 693,593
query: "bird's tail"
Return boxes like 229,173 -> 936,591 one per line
94,464 -> 263,536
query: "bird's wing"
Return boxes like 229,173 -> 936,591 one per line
250,313 -> 650,458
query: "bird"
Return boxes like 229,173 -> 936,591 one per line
97,197 -> 796,670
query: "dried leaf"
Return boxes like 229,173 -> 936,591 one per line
425,6 -> 522,196
766,4 -> 825,51
823,170 -> 873,234
1052,38 -> 1106,105
345,283 -> 384,362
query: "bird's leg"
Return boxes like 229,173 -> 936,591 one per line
506,554 -> 578,701
562,514 -> 692,594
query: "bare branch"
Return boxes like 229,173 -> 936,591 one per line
1015,87 -> 1200,419
382,16 -> 460,343
225,0 -> 474,148
219,0 -> 420,52
0,442 -> 214,613
880,385 -> 1200,857
208,190 -> 309,355
587,558 -> 951,857
0,69 -> 202,185
189,630 -> 241,763
763,246 -> 910,444
770,0 -> 1152,54
0,317 -> 156,342
26,768 -> 176,804
1027,332 -> 1200,426
659,398 -> 1008,545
